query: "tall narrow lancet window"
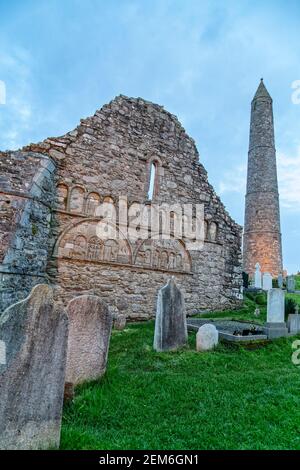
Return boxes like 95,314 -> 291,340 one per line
147,162 -> 157,200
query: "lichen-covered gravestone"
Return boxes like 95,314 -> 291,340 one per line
0,284 -> 68,450
196,324 -> 219,351
264,288 -> 287,339
66,295 -> 112,385
153,277 -> 187,352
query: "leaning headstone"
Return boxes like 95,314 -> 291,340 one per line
153,277 -> 187,352
287,275 -> 296,293
264,288 -> 287,339
254,263 -> 262,289
66,295 -> 112,386
196,324 -> 219,351
278,274 -> 283,289
0,284 -> 68,450
262,272 -> 273,291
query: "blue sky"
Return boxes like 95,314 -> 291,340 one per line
0,0 -> 299,273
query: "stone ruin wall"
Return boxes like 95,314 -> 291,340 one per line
0,95 -> 243,319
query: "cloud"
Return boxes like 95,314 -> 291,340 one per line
277,147 -> 300,212
0,49 -> 33,150
218,148 -> 300,214
218,164 -> 247,196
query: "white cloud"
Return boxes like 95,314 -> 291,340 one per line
278,147 -> 300,212
218,164 -> 247,195
0,49 -> 33,150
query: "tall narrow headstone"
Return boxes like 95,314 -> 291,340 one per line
264,288 -> 287,339
66,295 -> 112,385
262,272 -> 273,291
254,263 -> 262,289
278,274 -> 283,289
0,284 -> 68,450
153,277 -> 187,352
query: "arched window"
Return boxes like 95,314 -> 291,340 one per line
148,162 -> 158,200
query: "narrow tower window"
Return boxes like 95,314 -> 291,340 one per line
148,162 -> 157,200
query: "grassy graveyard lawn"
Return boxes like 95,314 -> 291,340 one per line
61,293 -> 300,450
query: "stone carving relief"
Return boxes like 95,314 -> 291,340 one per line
55,220 -> 132,265
54,220 -> 192,273
134,238 -> 191,273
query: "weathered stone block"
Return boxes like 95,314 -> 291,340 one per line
153,277 -> 187,352
66,294 -> 112,385
0,284 -> 68,450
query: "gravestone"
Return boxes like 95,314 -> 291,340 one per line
278,274 -> 283,289
288,305 -> 299,334
66,295 -> 112,385
109,305 -> 127,330
262,272 -> 273,291
196,324 -> 218,351
0,284 -> 68,450
288,312 -> 300,334
254,263 -> 262,289
264,288 -> 287,339
153,277 -> 187,352
287,275 -> 296,293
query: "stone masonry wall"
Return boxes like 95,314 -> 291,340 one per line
0,152 -> 56,311
0,95 -> 243,318
243,81 -> 283,278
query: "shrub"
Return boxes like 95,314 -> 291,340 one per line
255,293 -> 267,306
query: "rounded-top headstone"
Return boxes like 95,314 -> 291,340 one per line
196,324 -> 218,351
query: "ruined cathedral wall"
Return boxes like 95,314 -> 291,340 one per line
0,95 -> 242,317
0,151 -> 56,311
24,95 -> 241,318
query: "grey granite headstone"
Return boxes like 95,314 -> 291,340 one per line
196,324 -> 218,351
288,313 -> 300,334
262,272 -> 273,291
278,274 -> 283,289
0,284 -> 68,450
287,275 -> 296,292
66,295 -> 112,386
264,288 -> 287,339
254,262 -> 262,289
153,277 -> 187,352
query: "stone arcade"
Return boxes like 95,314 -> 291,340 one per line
0,95 -> 242,319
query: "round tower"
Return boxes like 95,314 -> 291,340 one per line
243,79 -> 283,277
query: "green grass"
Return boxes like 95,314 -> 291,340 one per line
61,298 -> 300,450
198,294 -> 267,324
